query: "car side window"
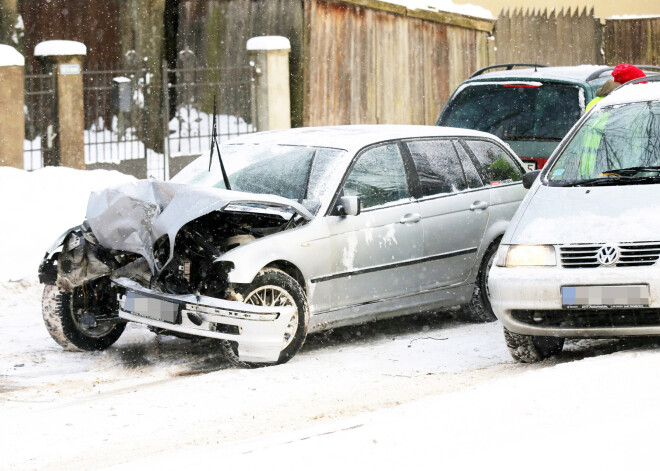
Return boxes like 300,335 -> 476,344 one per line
463,140 -> 523,184
453,140 -> 484,189
343,143 -> 410,209
405,139 -> 467,197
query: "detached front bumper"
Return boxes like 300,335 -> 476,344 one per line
112,277 -> 295,363
489,265 -> 660,338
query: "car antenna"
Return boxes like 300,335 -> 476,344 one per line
208,95 -> 232,190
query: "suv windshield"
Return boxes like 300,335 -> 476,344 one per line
547,100 -> 660,186
439,82 -> 582,141
171,144 -> 347,215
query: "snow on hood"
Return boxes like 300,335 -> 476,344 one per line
509,184 -> 660,245
85,179 -> 312,274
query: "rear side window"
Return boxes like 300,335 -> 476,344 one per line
462,140 -> 523,184
405,139 -> 466,197
439,82 -> 582,141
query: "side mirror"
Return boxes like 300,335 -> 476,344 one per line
338,196 -> 361,216
522,169 -> 541,189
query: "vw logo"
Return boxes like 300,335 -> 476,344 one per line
596,245 -> 620,266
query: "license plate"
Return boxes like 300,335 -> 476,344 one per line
123,291 -> 179,323
561,285 -> 649,309
524,161 -> 538,171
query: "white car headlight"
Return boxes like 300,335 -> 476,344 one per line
495,244 -> 556,267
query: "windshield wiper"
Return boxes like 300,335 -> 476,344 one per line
208,95 -> 232,190
602,166 -> 660,175
561,175 -> 660,187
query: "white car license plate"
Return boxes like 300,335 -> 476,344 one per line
123,291 -> 179,323
524,161 -> 538,171
561,285 -> 649,309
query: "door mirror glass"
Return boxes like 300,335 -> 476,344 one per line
338,196 -> 361,216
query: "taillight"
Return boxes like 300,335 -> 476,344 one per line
502,84 -> 539,88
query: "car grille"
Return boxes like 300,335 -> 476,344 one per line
559,243 -> 660,268
512,309 -> 660,328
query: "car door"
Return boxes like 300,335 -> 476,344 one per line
310,142 -> 423,314
402,138 -> 490,289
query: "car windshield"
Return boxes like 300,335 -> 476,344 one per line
547,100 -> 660,186
171,143 -> 347,215
439,82 -> 582,141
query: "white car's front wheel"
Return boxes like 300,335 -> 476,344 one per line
503,327 -> 564,363
220,268 -> 309,367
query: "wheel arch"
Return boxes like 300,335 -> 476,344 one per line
262,260 -> 307,295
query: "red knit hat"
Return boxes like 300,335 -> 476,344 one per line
612,64 -> 646,84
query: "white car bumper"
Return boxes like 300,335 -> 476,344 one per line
112,277 -> 295,363
488,264 -> 660,338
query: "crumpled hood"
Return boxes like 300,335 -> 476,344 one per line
85,179 -> 313,273
509,184 -> 660,244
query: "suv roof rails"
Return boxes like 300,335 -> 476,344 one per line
470,63 -> 547,78
585,64 -> 660,82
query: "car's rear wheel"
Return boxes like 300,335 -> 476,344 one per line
456,240 -> 500,323
220,268 -> 309,368
503,327 -> 564,363
42,284 -> 125,351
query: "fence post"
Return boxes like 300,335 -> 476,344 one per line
34,40 -> 86,169
0,45 -> 24,169
247,36 -> 291,132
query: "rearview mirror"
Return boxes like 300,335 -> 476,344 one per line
338,196 -> 361,216
522,170 -> 541,189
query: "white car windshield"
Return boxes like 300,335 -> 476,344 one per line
547,100 -> 660,186
171,143 -> 347,215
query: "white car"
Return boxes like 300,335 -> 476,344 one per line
489,77 -> 660,362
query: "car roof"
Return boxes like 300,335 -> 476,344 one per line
598,81 -> 660,107
465,64 -> 613,84
225,125 -> 501,153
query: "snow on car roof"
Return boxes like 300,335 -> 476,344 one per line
598,81 -> 660,107
468,65 -> 613,83
224,125 -> 500,153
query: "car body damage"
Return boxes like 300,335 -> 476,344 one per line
39,125 -> 528,366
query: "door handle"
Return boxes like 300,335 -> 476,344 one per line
470,201 -> 489,211
399,213 -> 421,224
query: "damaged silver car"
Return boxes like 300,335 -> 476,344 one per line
39,125 -> 527,366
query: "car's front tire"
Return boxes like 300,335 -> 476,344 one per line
42,284 -> 125,351
503,327 -> 564,363
220,268 -> 309,368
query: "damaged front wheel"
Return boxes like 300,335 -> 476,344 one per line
42,284 -> 126,351
220,268 -> 309,367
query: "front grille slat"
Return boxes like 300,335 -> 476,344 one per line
560,242 -> 660,268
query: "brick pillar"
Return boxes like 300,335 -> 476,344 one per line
247,36 -> 291,132
35,40 -> 87,169
0,44 -> 24,169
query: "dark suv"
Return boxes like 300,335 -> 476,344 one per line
436,64 -> 659,171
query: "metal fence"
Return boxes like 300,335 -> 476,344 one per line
24,65 -> 56,171
163,55 -> 256,177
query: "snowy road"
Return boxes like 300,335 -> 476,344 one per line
3,278 -> 659,470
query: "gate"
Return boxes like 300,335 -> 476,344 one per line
82,67 -> 152,178
163,53 -> 256,178
24,65 -> 56,170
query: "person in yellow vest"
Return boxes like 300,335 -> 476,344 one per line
580,64 -> 647,176
585,63 -> 646,111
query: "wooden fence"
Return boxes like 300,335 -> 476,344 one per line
605,17 -> 660,66
495,8 -> 660,67
495,8 -> 602,65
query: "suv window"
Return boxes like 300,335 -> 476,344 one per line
439,83 -> 582,141
462,140 -> 523,184
343,143 -> 410,209
405,139 -> 466,197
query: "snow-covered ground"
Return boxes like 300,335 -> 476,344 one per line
2,167 -> 660,470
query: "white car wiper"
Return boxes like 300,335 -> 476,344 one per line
561,175 -> 660,187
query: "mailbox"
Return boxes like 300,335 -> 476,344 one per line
111,77 -> 132,113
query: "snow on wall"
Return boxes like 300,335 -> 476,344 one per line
246,36 -> 291,51
34,40 -> 87,57
0,45 -> 24,67
388,0 -> 494,19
